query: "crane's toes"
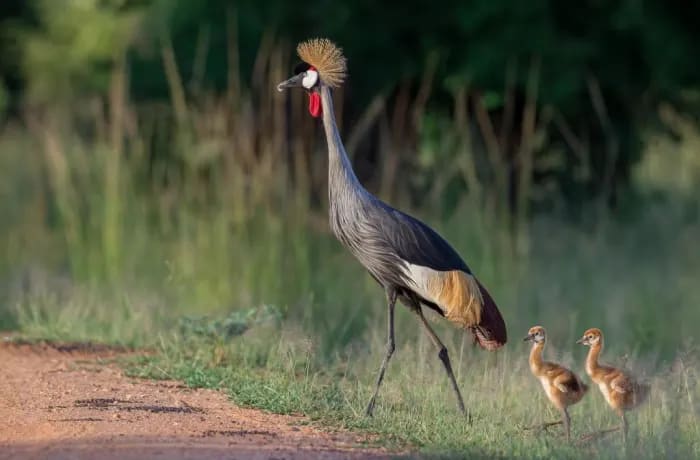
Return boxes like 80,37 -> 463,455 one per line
365,400 -> 376,417
521,421 -> 562,434
456,401 -> 468,418
577,427 -> 620,445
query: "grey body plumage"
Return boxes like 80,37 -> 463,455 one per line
322,86 -> 468,295
278,39 -> 506,417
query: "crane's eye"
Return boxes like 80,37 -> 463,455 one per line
302,69 -> 319,89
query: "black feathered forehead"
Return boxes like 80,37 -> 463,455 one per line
293,61 -> 312,74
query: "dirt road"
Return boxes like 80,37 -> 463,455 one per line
0,339 -> 403,460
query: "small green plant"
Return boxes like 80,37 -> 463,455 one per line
177,304 -> 283,340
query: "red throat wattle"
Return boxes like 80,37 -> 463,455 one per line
308,92 -> 321,118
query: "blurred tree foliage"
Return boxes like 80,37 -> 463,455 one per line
1,0 -> 145,106
1,0 -> 698,208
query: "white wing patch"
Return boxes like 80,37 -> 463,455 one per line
404,262 -> 484,328
404,263 -> 438,302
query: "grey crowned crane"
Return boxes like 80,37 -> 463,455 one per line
277,38 -> 507,417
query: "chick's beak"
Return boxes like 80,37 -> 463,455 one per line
523,334 -> 534,342
276,73 -> 305,92
576,337 -> 586,344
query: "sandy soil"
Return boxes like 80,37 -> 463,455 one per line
0,338 -> 405,460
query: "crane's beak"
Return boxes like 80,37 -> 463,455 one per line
523,334 -> 535,343
276,73 -> 305,92
576,337 -> 586,345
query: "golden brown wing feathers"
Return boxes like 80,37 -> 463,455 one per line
415,268 -> 506,350
427,270 -> 482,327
555,371 -> 588,394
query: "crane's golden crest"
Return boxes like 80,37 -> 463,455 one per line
297,38 -> 347,88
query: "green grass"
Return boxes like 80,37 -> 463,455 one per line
5,199 -> 699,458
118,316 -> 699,459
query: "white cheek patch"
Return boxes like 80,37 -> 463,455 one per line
302,70 -> 319,89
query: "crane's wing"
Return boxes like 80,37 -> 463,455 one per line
553,369 -> 586,394
610,374 -> 633,394
373,202 -> 507,350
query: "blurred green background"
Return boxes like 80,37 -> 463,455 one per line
1,0 -> 699,366
1,1 -> 699,456
1,0 -> 699,351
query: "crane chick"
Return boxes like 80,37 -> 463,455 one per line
524,326 -> 588,441
578,328 -> 649,443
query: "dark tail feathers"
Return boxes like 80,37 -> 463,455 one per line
471,279 -> 507,351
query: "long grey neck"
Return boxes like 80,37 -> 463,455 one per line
319,85 -> 365,203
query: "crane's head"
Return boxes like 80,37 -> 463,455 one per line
577,328 -> 603,346
523,326 -> 546,344
276,38 -> 347,118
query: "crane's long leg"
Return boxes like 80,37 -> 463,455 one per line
414,307 -> 467,416
620,411 -> 628,445
562,407 -> 571,442
365,289 -> 397,417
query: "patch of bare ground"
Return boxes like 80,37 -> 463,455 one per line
0,337 -> 407,460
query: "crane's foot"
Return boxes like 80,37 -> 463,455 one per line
365,398 -> 376,417
577,427 -> 620,445
455,398 -> 467,416
455,405 -> 472,424
522,420 -> 563,434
